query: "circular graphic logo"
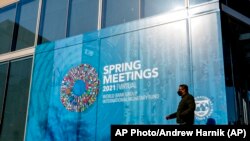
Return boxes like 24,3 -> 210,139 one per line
194,96 -> 213,120
60,64 -> 99,112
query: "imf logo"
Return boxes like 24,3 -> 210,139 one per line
194,96 -> 213,120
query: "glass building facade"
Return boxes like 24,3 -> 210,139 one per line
0,0 -> 249,140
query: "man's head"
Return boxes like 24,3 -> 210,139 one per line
177,84 -> 188,96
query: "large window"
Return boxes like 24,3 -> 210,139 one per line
15,0 -> 39,50
189,0 -> 215,6
38,0 -> 99,43
0,5 -> 16,54
102,0 -> 140,27
39,0 -> 68,43
0,63 -> 8,125
141,0 -> 185,18
0,57 -> 32,141
102,0 -> 186,27
0,0 -> 39,53
0,0 -> 221,53
68,0 -> 98,36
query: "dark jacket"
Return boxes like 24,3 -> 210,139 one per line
168,94 -> 196,125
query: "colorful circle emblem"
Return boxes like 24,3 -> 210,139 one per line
60,64 -> 99,112
194,96 -> 213,120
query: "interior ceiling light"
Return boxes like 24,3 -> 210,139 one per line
0,0 -> 19,9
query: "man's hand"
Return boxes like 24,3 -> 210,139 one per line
166,116 -> 171,120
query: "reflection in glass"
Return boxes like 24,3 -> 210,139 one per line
102,0 -> 140,27
15,0 -> 39,50
0,63 -> 8,124
0,5 -> 16,54
0,58 -> 32,141
141,0 -> 185,18
68,0 -> 98,36
189,0 -> 214,6
39,0 -> 68,44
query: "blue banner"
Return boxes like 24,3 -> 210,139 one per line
25,8 -> 228,141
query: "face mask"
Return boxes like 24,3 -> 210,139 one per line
177,91 -> 182,96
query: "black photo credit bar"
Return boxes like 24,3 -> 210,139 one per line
111,125 -> 249,140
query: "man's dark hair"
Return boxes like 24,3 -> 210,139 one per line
180,84 -> 188,92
